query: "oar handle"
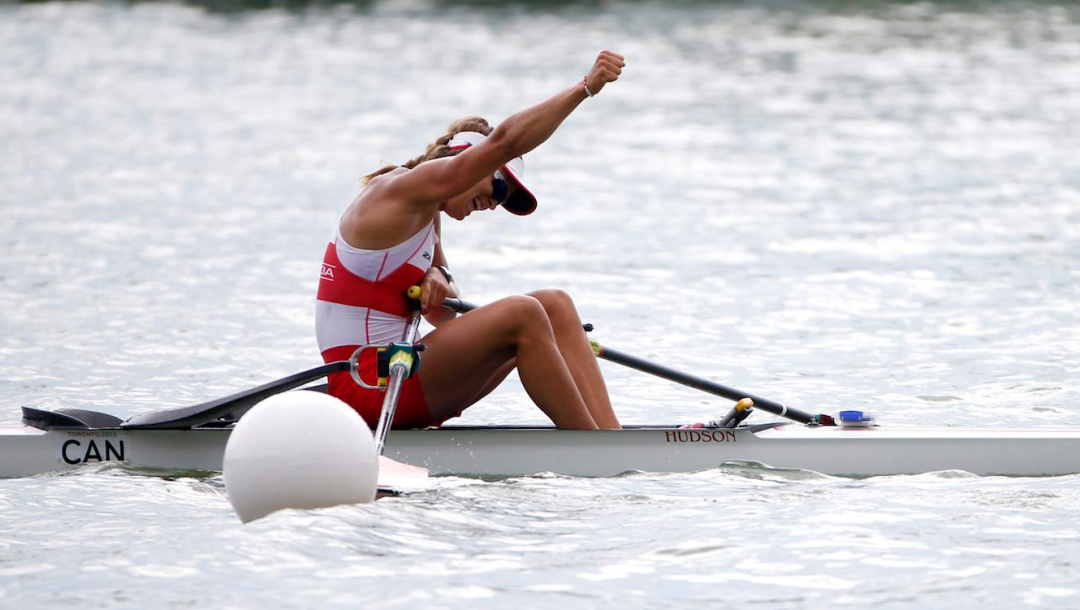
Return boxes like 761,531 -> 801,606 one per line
408,285 -> 475,314
432,293 -> 834,426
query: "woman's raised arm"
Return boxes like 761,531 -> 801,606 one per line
386,51 -> 625,208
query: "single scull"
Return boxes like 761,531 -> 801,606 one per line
4,294 -> 1076,481
3,403 -> 1079,478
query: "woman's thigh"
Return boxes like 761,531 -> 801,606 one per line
418,296 -> 545,419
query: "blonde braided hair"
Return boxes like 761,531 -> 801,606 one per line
362,116 -> 493,184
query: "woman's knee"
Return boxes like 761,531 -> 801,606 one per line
497,295 -> 553,338
500,294 -> 546,316
528,289 -> 575,315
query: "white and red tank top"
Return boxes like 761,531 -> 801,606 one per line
315,219 -> 435,363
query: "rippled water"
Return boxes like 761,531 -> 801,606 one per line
2,0 -> 1079,607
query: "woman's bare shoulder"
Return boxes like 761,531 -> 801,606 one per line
341,167 -> 430,249
349,166 -> 409,210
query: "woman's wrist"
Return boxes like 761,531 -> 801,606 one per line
433,265 -> 453,283
582,76 -> 595,98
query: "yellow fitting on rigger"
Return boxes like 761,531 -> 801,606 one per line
589,339 -> 602,357
388,351 -> 415,377
735,398 -> 754,411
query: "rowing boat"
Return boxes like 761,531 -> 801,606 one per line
5,297 -> 1076,482
4,404 -> 1080,479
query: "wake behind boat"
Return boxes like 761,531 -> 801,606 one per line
5,402 -> 1080,479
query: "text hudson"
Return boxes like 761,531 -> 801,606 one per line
665,430 -> 737,443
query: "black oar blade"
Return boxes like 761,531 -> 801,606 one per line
121,361 -> 350,429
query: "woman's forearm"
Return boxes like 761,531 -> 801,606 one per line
492,84 -> 589,158
490,50 -> 625,159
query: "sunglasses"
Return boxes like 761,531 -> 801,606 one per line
492,170 -> 509,205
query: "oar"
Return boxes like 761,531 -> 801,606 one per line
122,361 -> 351,429
587,342 -> 833,426
433,295 -> 834,426
121,293 -> 431,433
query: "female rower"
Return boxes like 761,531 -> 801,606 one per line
315,51 -> 625,430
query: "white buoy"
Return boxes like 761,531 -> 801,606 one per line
223,390 -> 378,523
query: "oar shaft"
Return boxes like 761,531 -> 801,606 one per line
443,297 -> 475,314
372,307 -> 423,456
121,361 -> 351,429
592,344 -> 820,425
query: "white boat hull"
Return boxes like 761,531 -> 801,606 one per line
388,425 -> 1080,478
3,423 -> 1080,479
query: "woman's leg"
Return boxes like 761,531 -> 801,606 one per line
418,295 -> 599,429
463,358 -> 517,406
527,289 -> 621,429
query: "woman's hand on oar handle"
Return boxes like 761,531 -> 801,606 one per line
414,268 -> 451,314
410,282 -> 475,319
584,50 -> 625,97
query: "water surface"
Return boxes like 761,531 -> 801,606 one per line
1,0 -> 1079,607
